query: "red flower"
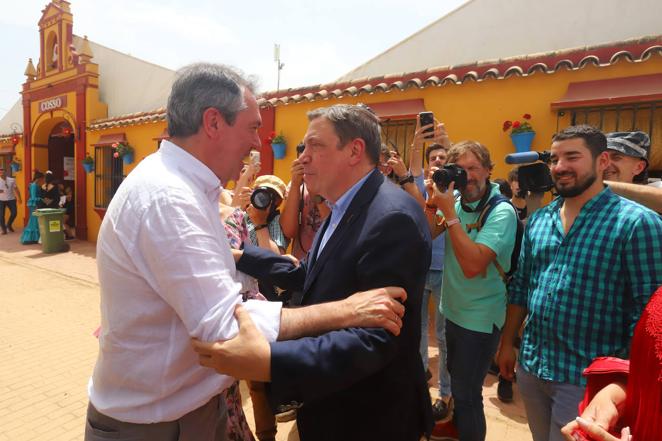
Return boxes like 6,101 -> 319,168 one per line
502,121 -> 512,131
113,152 -> 119,158
522,113 -> 531,120
512,121 -> 521,128
111,142 -> 118,148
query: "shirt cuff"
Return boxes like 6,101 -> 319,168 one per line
242,299 -> 282,342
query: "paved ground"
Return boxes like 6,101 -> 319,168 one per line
0,229 -> 531,441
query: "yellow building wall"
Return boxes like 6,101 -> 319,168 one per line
84,121 -> 166,241
270,57 -> 662,183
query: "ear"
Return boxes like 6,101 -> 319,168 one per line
201,107 -> 226,139
633,159 -> 647,176
597,151 -> 610,172
347,138 -> 366,166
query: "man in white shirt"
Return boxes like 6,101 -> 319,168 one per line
0,166 -> 22,234
86,64 -> 406,441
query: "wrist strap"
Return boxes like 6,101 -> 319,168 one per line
254,223 -> 268,230
445,218 -> 460,228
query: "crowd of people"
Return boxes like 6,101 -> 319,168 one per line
82,62 -> 662,441
0,168 -> 75,243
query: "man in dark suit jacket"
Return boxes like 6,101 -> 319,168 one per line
194,104 -> 433,441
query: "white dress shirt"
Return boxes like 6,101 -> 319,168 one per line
88,140 -> 282,423
0,176 -> 17,201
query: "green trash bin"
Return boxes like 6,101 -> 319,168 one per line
34,208 -> 70,253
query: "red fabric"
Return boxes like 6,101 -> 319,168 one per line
577,286 -> 662,440
625,286 -> 662,440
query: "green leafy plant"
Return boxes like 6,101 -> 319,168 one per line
267,131 -> 286,144
502,114 -> 534,135
82,153 -> 94,164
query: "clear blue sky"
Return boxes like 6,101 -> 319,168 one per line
0,0 -> 467,120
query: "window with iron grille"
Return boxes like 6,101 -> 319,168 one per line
94,146 -> 124,208
558,101 -> 662,177
380,119 -> 417,167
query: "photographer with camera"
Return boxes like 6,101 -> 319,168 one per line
280,143 -> 330,260
246,175 -> 288,257
424,141 -> 518,441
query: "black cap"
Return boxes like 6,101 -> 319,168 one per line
606,131 -> 650,163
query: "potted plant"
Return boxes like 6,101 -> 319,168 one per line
267,131 -> 287,159
10,157 -> 21,173
82,153 -> 95,173
112,142 -> 135,164
503,114 -> 535,152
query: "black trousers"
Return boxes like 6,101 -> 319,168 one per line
0,199 -> 17,231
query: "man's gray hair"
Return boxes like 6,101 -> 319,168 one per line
307,104 -> 381,165
167,63 -> 257,137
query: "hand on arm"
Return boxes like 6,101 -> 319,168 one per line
192,304 -> 271,381
190,287 -> 407,381
423,174 -> 447,239
278,286 -> 407,340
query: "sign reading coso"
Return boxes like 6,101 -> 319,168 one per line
39,95 -> 67,113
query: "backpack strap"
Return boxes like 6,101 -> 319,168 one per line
467,194 -> 512,284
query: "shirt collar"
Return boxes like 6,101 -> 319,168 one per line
551,185 -> 612,213
159,139 -> 222,203
327,170 -> 373,214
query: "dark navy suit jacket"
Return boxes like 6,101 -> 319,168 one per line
237,169 -> 433,441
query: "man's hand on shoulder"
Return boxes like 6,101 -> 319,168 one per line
192,304 -> 271,381
341,287 -> 407,336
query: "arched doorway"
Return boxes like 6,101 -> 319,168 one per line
47,121 -> 75,185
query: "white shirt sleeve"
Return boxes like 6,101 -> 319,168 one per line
132,189 -> 281,342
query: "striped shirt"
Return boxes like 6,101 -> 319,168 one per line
509,186 -> 662,386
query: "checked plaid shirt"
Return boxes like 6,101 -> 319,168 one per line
509,186 -> 662,386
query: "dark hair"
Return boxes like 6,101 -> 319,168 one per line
307,104 -> 381,165
552,125 -> 606,158
507,168 -> 518,183
167,63 -> 257,138
33,170 -> 44,181
494,178 -> 513,199
425,143 -> 447,164
44,171 -> 54,184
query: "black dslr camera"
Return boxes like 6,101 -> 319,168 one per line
432,164 -> 468,191
250,187 -> 275,210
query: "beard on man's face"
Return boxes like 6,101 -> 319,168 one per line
553,170 -> 598,198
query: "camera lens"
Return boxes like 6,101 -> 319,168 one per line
432,169 -> 452,188
251,187 -> 273,209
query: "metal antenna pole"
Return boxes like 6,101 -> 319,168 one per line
274,44 -> 284,91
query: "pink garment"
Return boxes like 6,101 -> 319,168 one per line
289,183 -> 325,260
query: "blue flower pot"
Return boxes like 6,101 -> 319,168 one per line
510,131 -> 535,153
83,162 -> 94,174
10,162 -> 20,173
272,143 -> 286,160
122,152 -> 134,165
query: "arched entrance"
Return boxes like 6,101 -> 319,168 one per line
29,111 -> 86,239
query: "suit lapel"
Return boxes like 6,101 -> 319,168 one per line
301,170 -> 384,299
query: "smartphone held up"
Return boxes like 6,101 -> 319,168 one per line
418,112 -> 434,139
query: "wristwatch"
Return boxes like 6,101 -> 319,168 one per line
398,172 -> 414,186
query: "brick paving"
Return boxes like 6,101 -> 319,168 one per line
0,229 -> 531,440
